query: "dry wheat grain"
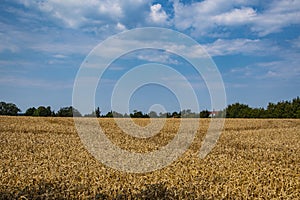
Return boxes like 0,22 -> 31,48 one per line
0,116 -> 299,199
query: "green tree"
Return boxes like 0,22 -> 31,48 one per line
131,110 -> 143,118
149,111 -> 158,118
226,103 -> 252,118
249,108 -> 265,118
95,107 -> 101,118
0,102 -> 21,116
104,111 -> 114,118
112,111 -> 123,118
200,110 -> 210,118
130,110 -> 149,118
264,98 -> 300,118
57,106 -> 81,117
33,106 -> 52,117
292,97 -> 300,118
25,107 -> 36,116
171,111 -> 181,118
181,109 -> 197,118
103,110 -> 123,118
181,109 -> 191,118
158,112 -> 172,118
215,110 -> 226,118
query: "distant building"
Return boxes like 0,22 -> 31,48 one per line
209,111 -> 219,118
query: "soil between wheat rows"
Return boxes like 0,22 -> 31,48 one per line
0,116 -> 299,199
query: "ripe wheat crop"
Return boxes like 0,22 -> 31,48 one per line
0,116 -> 299,199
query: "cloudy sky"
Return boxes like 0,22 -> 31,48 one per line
0,0 -> 299,114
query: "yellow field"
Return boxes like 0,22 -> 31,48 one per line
0,116 -> 299,199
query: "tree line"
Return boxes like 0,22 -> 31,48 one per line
224,96 -> 300,118
0,96 -> 299,118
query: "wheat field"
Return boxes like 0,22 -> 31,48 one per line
0,116 -> 299,199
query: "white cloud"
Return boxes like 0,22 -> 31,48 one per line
257,59 -> 300,79
251,0 -> 300,36
228,53 -> 300,81
15,0 -> 151,29
0,23 -> 20,53
2,22 -> 98,56
3,0 -> 300,68
27,33 -> 96,56
13,0 -> 300,38
213,7 -> 256,25
173,0 -> 300,37
137,52 -> 179,65
203,38 -> 278,56
53,54 -> 67,59
87,34 -> 212,60
148,4 -> 168,24
265,70 -> 279,78
0,40 -> 19,53
290,36 -> 300,49
0,75 -> 73,89
116,22 -> 126,31
98,1 -> 123,18
173,0 -> 252,33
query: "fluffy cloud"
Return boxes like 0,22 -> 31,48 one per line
148,4 -> 168,25
213,7 -> 256,25
137,51 -> 179,65
116,22 -> 126,31
203,38 -> 279,56
251,0 -> 300,36
173,0 -> 300,37
14,0 -> 300,37
291,36 -> 300,49
16,0 -> 151,29
5,0 -> 300,59
173,0 -> 252,31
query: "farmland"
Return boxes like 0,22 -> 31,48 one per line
0,116 -> 299,199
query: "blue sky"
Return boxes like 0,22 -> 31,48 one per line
0,0 -> 299,114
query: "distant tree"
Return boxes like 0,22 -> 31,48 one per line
112,111 -> 123,118
104,110 -> 123,118
171,111 -> 181,118
95,107 -> 101,118
264,98 -> 300,118
84,107 -> 101,118
181,109 -> 190,118
292,96 -> 300,118
72,107 -> 82,117
46,106 -> 53,116
84,112 -> 95,117
249,107 -> 266,118
200,110 -> 210,118
226,103 -> 252,118
32,106 -> 52,117
181,109 -> 197,118
0,102 -> 21,116
57,106 -> 81,117
222,97 -> 300,118
158,112 -> 172,118
25,107 -> 36,116
131,110 -> 143,118
105,111 -> 114,118
130,110 -> 149,118
215,110 -> 226,118
149,111 -> 158,118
